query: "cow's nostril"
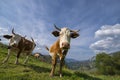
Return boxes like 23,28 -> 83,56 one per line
66,43 -> 70,48
62,42 -> 70,49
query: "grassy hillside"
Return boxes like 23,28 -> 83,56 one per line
0,43 -> 120,80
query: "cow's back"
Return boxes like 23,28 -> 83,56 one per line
24,39 -> 34,51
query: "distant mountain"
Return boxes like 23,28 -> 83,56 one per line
32,52 -> 93,70
33,51 -> 120,70
65,58 -> 79,63
109,51 -> 120,56
65,59 -> 92,70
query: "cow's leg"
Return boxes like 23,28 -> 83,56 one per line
59,57 -> 65,77
15,50 -> 22,64
59,50 -> 67,77
50,55 -> 57,77
2,49 -> 11,63
24,55 -> 29,64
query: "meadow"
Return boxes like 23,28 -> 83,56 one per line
0,43 -> 120,80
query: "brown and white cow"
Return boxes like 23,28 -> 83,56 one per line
46,24 -> 80,77
2,29 -> 36,64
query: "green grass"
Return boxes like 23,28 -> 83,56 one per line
0,43 -> 120,80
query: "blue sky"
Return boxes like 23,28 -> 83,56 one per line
0,0 -> 120,61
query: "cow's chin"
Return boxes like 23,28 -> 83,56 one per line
61,47 -> 70,50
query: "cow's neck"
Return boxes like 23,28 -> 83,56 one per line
57,38 -> 68,55
56,38 -> 60,48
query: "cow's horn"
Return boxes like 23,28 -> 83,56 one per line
54,24 -> 61,31
12,28 -> 15,34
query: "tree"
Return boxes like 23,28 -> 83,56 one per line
112,51 -> 120,74
95,52 -> 115,75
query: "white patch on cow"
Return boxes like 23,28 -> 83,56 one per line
59,28 -> 71,48
9,34 -> 21,46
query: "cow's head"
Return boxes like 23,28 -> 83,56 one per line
3,28 -> 22,47
52,24 -> 80,49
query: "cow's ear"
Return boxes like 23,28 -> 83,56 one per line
3,35 -> 12,39
71,32 -> 79,38
52,31 -> 59,37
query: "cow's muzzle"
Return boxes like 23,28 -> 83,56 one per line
61,42 -> 70,49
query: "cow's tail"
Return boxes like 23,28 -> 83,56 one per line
45,46 -> 49,51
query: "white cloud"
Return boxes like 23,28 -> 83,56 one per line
0,27 -> 8,35
0,27 -> 9,38
95,24 -> 120,38
90,24 -> 120,53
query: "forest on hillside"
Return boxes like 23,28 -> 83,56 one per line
95,52 -> 120,75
